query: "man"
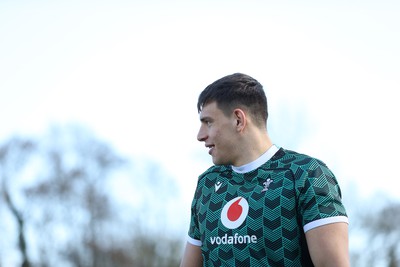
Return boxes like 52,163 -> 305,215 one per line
180,73 -> 349,267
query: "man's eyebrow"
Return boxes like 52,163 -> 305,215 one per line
200,116 -> 212,122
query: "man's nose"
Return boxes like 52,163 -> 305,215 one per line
197,126 -> 207,142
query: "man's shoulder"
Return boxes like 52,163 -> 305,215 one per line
199,164 -> 231,179
193,165 -> 232,193
272,148 -> 328,169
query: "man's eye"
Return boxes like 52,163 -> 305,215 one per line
201,119 -> 212,127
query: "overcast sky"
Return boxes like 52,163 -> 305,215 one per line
1,0 -> 400,240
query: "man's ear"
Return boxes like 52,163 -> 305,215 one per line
233,109 -> 247,132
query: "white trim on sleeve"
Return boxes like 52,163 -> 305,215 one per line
304,216 -> 349,233
187,236 -> 202,246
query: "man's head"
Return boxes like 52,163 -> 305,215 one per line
197,73 -> 268,129
197,73 -> 269,166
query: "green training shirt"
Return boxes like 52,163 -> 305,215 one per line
187,146 -> 348,266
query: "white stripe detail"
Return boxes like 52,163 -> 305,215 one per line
304,216 -> 349,233
232,145 -> 279,173
187,236 -> 202,246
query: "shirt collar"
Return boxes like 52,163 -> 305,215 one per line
231,145 -> 279,174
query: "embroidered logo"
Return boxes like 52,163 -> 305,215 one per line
215,181 -> 222,192
261,177 -> 273,192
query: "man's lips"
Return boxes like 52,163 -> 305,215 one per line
206,145 -> 215,155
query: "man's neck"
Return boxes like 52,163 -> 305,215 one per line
233,130 -> 273,167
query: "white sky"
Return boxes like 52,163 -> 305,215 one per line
1,0 -> 400,240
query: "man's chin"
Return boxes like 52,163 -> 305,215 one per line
212,157 -> 228,166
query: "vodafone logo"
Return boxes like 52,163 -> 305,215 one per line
210,197 -> 257,245
220,197 -> 249,229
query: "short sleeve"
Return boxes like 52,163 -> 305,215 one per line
187,198 -> 202,244
187,179 -> 203,246
297,159 -> 348,232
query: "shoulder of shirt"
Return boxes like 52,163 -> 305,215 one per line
198,165 -> 231,180
270,148 -> 329,169
197,148 -> 330,180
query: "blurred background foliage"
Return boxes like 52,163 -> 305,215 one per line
0,124 -> 182,267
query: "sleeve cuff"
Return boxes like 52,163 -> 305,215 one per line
304,216 -> 349,233
187,235 -> 202,246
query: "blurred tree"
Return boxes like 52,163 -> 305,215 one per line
350,199 -> 400,267
362,202 -> 400,266
0,137 -> 36,267
0,124 -> 182,267
24,125 -> 126,266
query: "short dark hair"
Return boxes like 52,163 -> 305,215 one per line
197,73 -> 268,127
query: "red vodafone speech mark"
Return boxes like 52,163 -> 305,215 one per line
221,197 -> 249,229
227,198 -> 243,221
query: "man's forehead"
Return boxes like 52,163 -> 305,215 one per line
199,102 -> 218,117
201,101 -> 218,111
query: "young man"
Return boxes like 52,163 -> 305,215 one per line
180,73 -> 349,267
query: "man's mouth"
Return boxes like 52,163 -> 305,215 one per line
206,145 -> 215,155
